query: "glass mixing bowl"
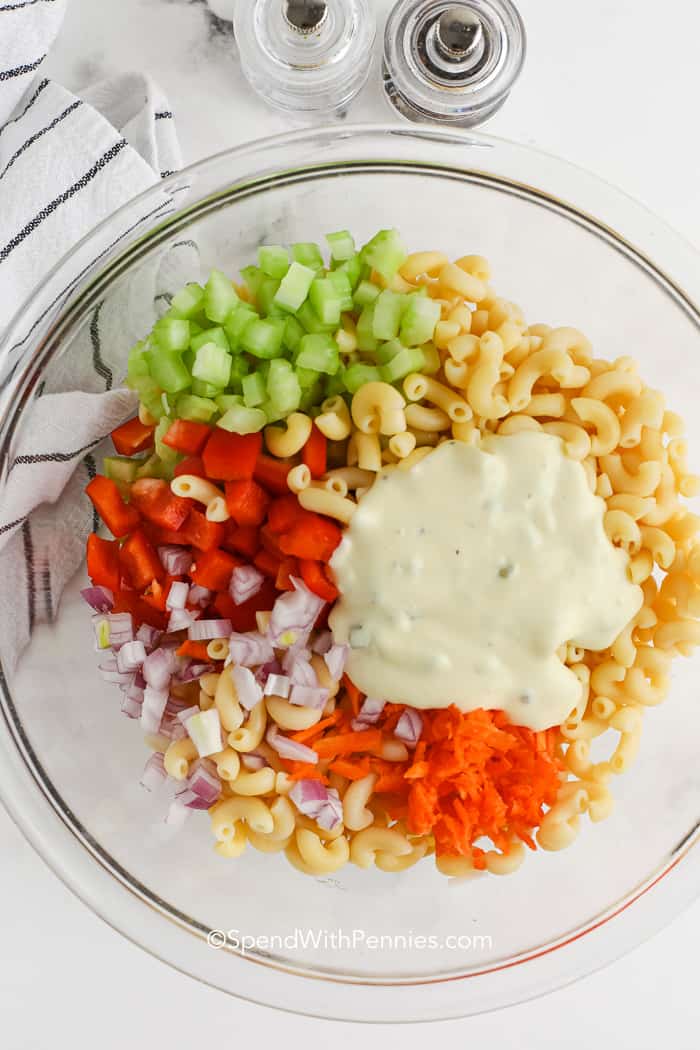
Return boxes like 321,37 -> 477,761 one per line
0,126 -> 698,1023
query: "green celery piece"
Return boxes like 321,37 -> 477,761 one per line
241,318 -> 285,359
326,230 -> 356,262
421,342 -> 441,375
155,417 -> 179,465
170,282 -> 205,319
336,252 -> 362,290
192,342 -> 232,388
149,350 -> 191,394
296,333 -> 340,375
216,393 -> 243,413
258,244 -> 290,279
176,393 -> 218,422
292,242 -> 324,271
274,262 -> 315,314
284,315 -> 305,353
326,270 -> 353,312
267,358 -> 302,415
135,453 -> 165,480
260,400 -> 286,423
372,290 -> 405,341
182,348 -> 195,374
153,317 -> 190,352
189,321 -> 204,339
296,365 -> 320,389
204,269 -> 240,323
300,381 -> 325,412
353,279 -> 381,309
380,346 -> 426,384
309,278 -> 342,327
361,229 -> 407,281
192,378 -> 222,398
400,296 -> 441,346
374,338 -> 405,365
242,371 -> 267,408
240,265 -> 264,298
322,370 -> 346,399
343,363 -> 382,394
228,354 -> 250,393
356,302 -> 378,352
224,306 -> 258,351
217,403 -> 267,434
103,456 -> 139,484
257,277 -> 285,318
296,299 -> 336,334
127,341 -> 149,383
191,326 -> 230,352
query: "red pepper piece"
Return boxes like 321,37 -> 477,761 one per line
278,514 -> 342,562
276,557 -> 298,592
213,577 -> 278,633
162,419 -> 212,456
119,529 -> 164,590
86,476 -> 141,538
180,508 -> 225,552
253,454 -> 292,494
130,478 -> 191,531
111,416 -> 155,456
112,588 -> 167,631
222,522 -> 260,559
202,430 -> 262,481
86,533 -> 120,592
299,558 -> 338,601
301,424 -> 327,479
174,455 -> 206,479
266,494 -> 305,534
190,547 -> 242,591
259,524 -> 286,559
253,548 -> 282,578
224,478 -> 269,526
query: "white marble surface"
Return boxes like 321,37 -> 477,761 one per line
2,0 -> 700,1045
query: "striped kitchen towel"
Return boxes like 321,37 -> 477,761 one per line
0,0 -> 199,672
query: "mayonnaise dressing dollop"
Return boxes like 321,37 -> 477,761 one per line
329,433 -> 642,731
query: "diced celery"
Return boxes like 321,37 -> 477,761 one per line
241,318 -> 285,359
353,279 -> 381,309
343,363 -> 382,394
240,265 -> 264,297
373,290 -> 405,341
421,342 -> 441,375
175,394 -> 218,422
153,317 -> 190,352
182,348 -> 195,374
228,354 -> 250,393
217,403 -> 267,434
260,400 -> 286,423
224,306 -> 258,351
267,358 -> 302,414
204,269 -> 240,323
336,252 -> 362,290
356,302 -> 378,352
103,456 -> 139,484
170,282 -> 205,319
309,279 -> 342,326
191,326 -> 230,352
323,370 -> 346,399
292,242 -> 324,271
374,338 -> 405,365
155,417 -> 179,464
135,453 -> 166,480
149,351 -> 191,394
296,333 -> 340,375
380,346 -> 426,384
296,365 -> 320,389
296,299 -> 336,334
216,393 -> 243,413
192,379 -> 223,398
361,229 -> 407,281
258,245 -> 290,279
242,371 -> 267,408
284,315 -> 305,352
400,296 -> 441,346
127,341 -> 149,383
257,277 -> 285,318
326,230 -> 356,262
326,270 -> 353,312
274,262 -> 315,314
192,343 -> 232,388
189,321 -> 204,338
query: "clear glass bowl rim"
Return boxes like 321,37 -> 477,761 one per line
0,123 -> 698,1023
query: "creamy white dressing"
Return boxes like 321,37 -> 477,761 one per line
329,433 -> 642,732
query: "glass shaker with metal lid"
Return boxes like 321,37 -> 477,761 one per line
383,0 -> 526,127
234,0 -> 376,116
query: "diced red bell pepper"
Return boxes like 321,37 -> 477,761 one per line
259,524 -> 285,559
253,454 -> 292,494
213,577 -> 278,633
302,424 -> 327,479
190,547 -> 242,591
254,548 -> 282,578
86,533 -> 120,592
180,508 -> 225,552
112,588 -> 167,631
222,522 -> 260,559
111,416 -> 155,456
278,513 -> 342,562
202,429 -> 262,481
174,455 -> 206,479
276,557 -> 298,592
299,558 -> 338,601
130,478 -> 191,531
266,494 -> 305,534
162,419 -> 212,456
119,529 -> 165,590
141,574 -> 181,612
224,479 -> 269,526
86,476 -> 141,539
177,640 -> 211,661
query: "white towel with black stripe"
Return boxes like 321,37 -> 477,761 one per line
0,0 -> 198,672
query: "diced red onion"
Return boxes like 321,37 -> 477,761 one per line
316,793 -> 343,831
352,695 -> 386,729
188,618 -> 232,641
311,630 -> 333,655
230,564 -> 264,606
143,647 -> 177,691
269,577 -> 324,648
120,694 -> 142,719
125,679 -> 145,704
81,586 -> 114,613
255,658 -> 281,685
134,669 -> 146,690
176,758 -> 221,809
289,779 -> 342,829
266,724 -> 318,764
164,799 -> 191,827
264,673 -> 291,699
106,611 -> 133,649
141,686 -> 169,734
182,708 -> 222,757
176,662 -> 215,683
158,545 -> 193,576
241,752 -> 267,771
98,656 -> 135,686
289,654 -> 317,688
228,631 -> 275,668
188,584 -> 212,607
136,624 -> 161,652
281,643 -> 310,676
289,684 -> 329,709
395,707 -> 423,748
166,580 -> 189,610
168,607 -> 198,633
324,643 -> 349,683
116,639 -> 147,673
140,751 -> 167,791
231,665 -> 263,711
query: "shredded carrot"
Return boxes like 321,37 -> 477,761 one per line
342,673 -> 363,717
281,760 -> 328,783
328,757 -> 371,780
290,710 -> 343,744
313,728 -> 382,758
374,773 -> 408,794
176,640 -> 211,661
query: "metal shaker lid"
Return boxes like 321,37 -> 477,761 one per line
383,0 -> 526,127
